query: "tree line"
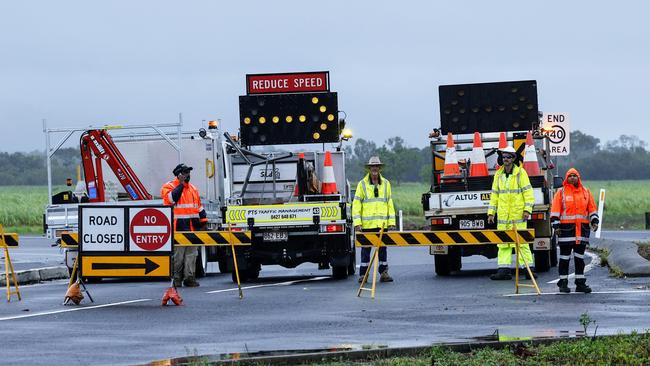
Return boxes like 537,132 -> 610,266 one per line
0,130 -> 648,186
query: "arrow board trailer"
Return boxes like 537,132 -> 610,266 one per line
79,205 -> 173,278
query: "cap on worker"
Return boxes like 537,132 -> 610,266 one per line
366,156 -> 384,167
498,146 -> 517,155
173,163 -> 193,176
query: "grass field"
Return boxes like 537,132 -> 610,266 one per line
1,181 -> 648,234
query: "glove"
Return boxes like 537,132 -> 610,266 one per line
551,220 -> 560,230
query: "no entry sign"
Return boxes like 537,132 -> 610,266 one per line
129,208 -> 172,252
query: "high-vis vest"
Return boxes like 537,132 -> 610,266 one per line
161,178 -> 207,231
487,164 -> 535,233
352,174 -> 396,229
550,168 -> 598,245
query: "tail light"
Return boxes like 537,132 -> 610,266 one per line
229,227 -> 244,232
531,213 -> 545,220
431,217 -> 452,225
321,224 -> 344,233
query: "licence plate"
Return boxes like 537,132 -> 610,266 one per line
459,219 -> 485,229
262,231 -> 288,242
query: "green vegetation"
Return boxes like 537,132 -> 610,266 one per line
1,180 -> 648,233
315,332 -> 650,366
637,242 -> 650,261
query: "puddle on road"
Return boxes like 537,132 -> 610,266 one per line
470,329 -> 587,342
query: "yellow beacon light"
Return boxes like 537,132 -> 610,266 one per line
244,117 -> 251,125
312,97 -> 319,104
286,116 -> 293,123
299,115 -> 306,123
327,114 -> 335,121
272,116 -> 279,124
259,117 -> 266,124
313,132 -> 320,140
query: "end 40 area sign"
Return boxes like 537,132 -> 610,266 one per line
79,205 -> 172,278
542,112 -> 570,156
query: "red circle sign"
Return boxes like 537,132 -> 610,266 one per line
130,208 -> 171,251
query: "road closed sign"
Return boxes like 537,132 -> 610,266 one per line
80,207 -> 125,252
129,207 -> 172,252
79,205 -> 173,278
542,112 -> 570,156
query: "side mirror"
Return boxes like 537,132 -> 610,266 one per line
553,176 -> 564,189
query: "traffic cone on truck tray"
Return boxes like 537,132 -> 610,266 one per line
442,133 -> 461,178
469,132 -> 489,177
321,151 -> 337,194
495,132 -> 508,170
522,131 -> 541,176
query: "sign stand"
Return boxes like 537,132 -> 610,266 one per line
512,221 -> 541,295
356,224 -> 386,299
63,256 -> 94,305
1,224 -> 21,302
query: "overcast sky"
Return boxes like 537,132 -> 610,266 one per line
1,1 -> 648,153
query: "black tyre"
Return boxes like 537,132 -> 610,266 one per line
218,258 -> 231,273
247,263 -> 261,281
231,269 -> 245,283
434,254 -> 451,276
195,247 -> 207,278
332,265 -> 348,279
534,249 -> 551,272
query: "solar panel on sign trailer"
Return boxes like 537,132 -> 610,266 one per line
239,92 -> 339,146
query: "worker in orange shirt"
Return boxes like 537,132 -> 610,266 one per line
161,163 -> 207,287
550,168 -> 599,293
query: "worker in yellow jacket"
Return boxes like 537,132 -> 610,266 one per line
487,146 -> 535,280
353,156 -> 396,283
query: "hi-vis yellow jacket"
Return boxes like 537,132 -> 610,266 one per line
487,165 -> 535,231
352,174 -> 396,229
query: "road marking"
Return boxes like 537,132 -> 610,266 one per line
0,299 -> 151,321
205,276 -> 329,294
504,290 -> 650,297
547,251 -> 600,284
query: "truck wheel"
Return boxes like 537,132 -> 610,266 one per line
434,254 -> 451,276
534,249 -> 551,272
231,269 -> 246,283
347,250 -> 356,276
218,258 -> 231,274
332,265 -> 348,279
195,247 -> 207,278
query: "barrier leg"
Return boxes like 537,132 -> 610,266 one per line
357,224 -> 385,299
512,221 -> 541,295
1,224 -> 21,302
228,225 -> 243,299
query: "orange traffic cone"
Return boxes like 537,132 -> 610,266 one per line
321,151 -> 338,194
469,132 -> 489,177
442,133 -> 461,178
495,132 -> 508,169
523,131 -> 541,176
294,152 -> 305,197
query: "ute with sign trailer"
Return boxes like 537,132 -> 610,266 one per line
219,71 -> 355,282
422,80 -> 560,276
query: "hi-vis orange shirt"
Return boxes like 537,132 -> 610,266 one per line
550,168 -> 598,245
161,178 -> 207,231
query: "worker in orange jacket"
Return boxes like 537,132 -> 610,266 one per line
161,163 -> 208,288
550,168 -> 598,293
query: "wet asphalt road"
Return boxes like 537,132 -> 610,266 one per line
1,235 -> 649,366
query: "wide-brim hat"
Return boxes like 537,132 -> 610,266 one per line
365,156 -> 384,166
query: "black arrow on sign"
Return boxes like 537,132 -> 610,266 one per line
92,258 -> 160,274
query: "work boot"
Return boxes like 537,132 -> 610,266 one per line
358,276 -> 364,283
524,269 -> 538,280
557,279 -> 570,293
183,278 -> 200,287
380,271 -> 394,283
490,268 -> 512,280
575,279 -> 592,293
173,278 -> 183,288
